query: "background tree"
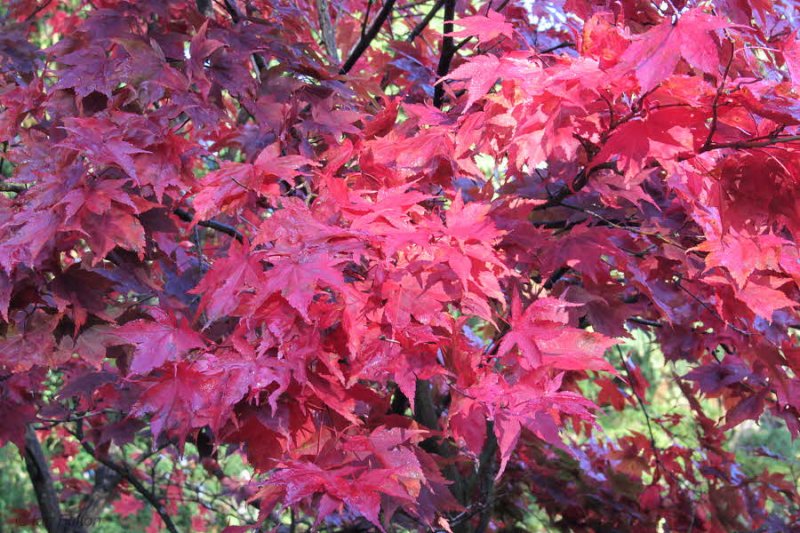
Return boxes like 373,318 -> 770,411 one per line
1,0 -> 800,531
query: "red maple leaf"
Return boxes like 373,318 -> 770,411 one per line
115,309 -> 206,374
618,8 -> 728,91
497,294 -> 617,371
449,10 -> 514,43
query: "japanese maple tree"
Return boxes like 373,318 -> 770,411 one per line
2,0 -> 800,531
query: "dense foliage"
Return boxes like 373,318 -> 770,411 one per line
2,0 -> 800,531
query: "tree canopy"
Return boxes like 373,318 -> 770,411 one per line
1,0 -> 800,531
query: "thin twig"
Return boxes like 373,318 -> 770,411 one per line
532,162 -> 620,211
340,0 -> 397,74
24,0 -> 53,23
702,43 -> 734,150
406,0 -> 444,42
702,134 -> 800,152
540,41 -> 574,54
543,265 -> 571,290
216,0 -> 268,73
616,347 -> 664,474
557,202 -> 688,250
627,316 -> 663,328
73,424 -> 179,533
676,280 -> 751,336
475,419 -> 498,533
316,0 -> 339,62
173,207 -> 244,242
361,0 -> 374,37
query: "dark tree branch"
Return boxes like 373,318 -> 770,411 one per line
73,424 -> 179,533
399,0 -> 432,10
0,182 -> 28,193
361,0 -> 374,37
619,349 -> 703,506
531,216 -> 641,232
76,467 -> 122,528
216,0 -> 268,72
676,280 -> 751,336
433,0 -> 456,108
406,0 -> 444,42
449,0 -> 512,54
452,35 -> 472,53
316,0 -> 339,62
196,0 -> 213,16
616,346 -> 664,473
412,379 -> 469,506
556,202 -> 688,250
702,134 -> 800,152
532,161 -> 620,211
531,218 -> 583,230
339,0 -> 397,74
414,379 -> 439,431
627,316 -> 663,328
475,420 -> 498,533
222,0 -> 243,21
23,426 -> 63,533
24,0 -> 53,23
540,41 -> 574,54
543,265 -> 571,290
173,208 -> 244,242
389,387 -> 410,415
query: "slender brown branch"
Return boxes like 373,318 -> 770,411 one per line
540,41 -> 574,54
339,0 -> 397,74
80,448 -> 179,533
616,346 -> 662,468
556,202 -> 688,250
531,215 -> 642,232
399,0 -> 432,10
620,350 -> 707,509
23,426 -> 63,533
702,43 -> 734,150
136,440 -> 174,465
627,316 -> 663,328
475,420 -> 498,533
676,280 -> 751,336
173,208 -> 244,242
532,162 -> 620,211
702,134 -> 800,152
